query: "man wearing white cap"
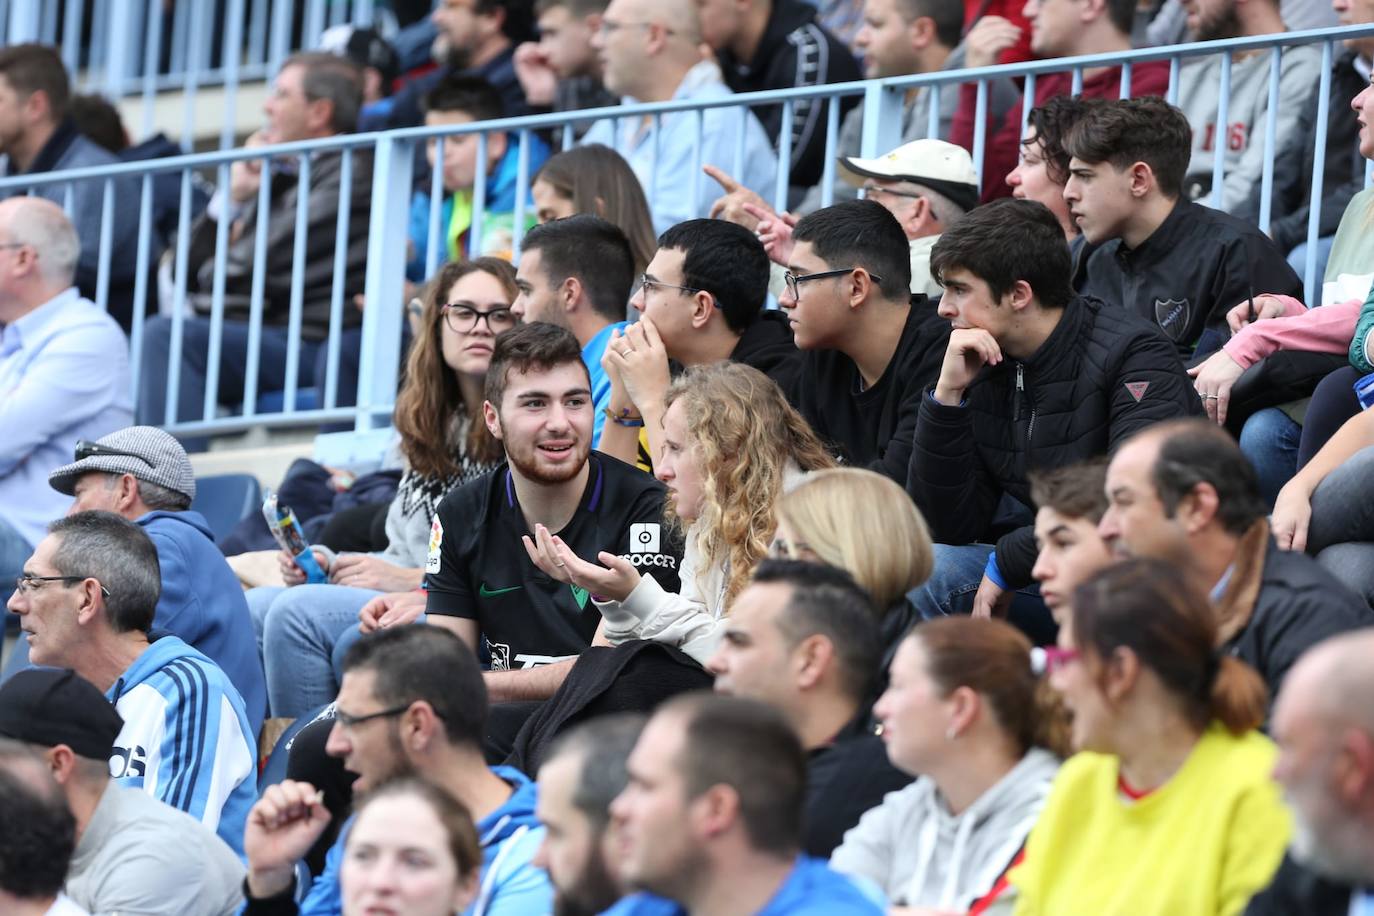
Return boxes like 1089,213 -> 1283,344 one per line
759,138 -> 979,300
35,426 -> 267,738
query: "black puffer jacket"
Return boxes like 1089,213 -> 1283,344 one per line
909,296 -> 1203,586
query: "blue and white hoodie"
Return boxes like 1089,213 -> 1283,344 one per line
105,634 -> 257,857
299,765 -> 552,916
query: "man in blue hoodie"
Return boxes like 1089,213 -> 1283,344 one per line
6,511 -> 258,856
242,624 -> 552,916
45,425 -> 266,737
605,693 -> 884,915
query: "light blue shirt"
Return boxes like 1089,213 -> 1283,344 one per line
584,320 -> 628,447
0,287 -> 131,546
1352,889 -> 1374,916
581,60 -> 779,235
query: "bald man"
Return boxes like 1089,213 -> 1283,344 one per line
581,0 -> 777,233
0,197 -> 131,606
1250,630 -> 1374,914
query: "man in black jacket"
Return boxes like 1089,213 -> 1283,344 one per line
783,199 -> 950,484
707,560 -> 911,857
908,198 -> 1200,637
596,218 -> 801,470
1066,97 -> 1302,362
136,53 -> 373,447
700,0 -> 861,193
1098,418 -> 1373,698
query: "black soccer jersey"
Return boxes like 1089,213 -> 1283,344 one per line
424,453 -> 681,671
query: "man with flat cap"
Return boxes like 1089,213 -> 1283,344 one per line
37,425 -> 266,736
0,669 -> 243,915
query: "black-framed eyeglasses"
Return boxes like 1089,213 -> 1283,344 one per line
862,184 -> 925,201
334,703 -> 416,729
783,268 -> 882,302
74,439 -> 156,468
15,575 -> 111,598
443,303 -> 517,333
640,274 -> 713,302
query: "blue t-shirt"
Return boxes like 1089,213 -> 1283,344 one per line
583,321 -> 628,447
602,856 -> 884,915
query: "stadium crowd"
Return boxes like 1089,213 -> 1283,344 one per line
5,0 -> 1374,913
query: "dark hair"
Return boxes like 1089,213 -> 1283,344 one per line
0,44 -> 69,121
792,200 -> 912,301
535,0 -> 610,14
533,145 -> 656,276
930,198 -> 1073,309
394,259 -> 510,477
341,626 -> 489,749
543,713 -> 646,830
1104,0 -> 1138,35
655,220 -> 771,333
47,511 -> 159,633
68,92 -> 127,153
0,757 -> 75,899
478,0 -> 537,43
1072,559 -> 1268,735
663,693 -> 806,856
1063,97 -> 1191,199
355,777 -> 483,879
484,321 -> 589,409
283,51 -> 364,134
912,617 -> 1071,757
423,73 -> 505,123
1029,458 -> 1109,524
1148,420 -> 1266,536
750,559 -> 881,702
1023,95 -> 1089,187
522,215 -> 634,323
896,0 -> 964,49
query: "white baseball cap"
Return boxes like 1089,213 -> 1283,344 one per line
839,139 -> 980,213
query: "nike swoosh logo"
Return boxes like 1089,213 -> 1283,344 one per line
479,583 -> 523,598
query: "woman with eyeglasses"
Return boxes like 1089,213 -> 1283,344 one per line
831,617 -> 1066,913
988,558 -> 1290,916
525,361 -> 834,664
771,467 -> 934,668
244,776 -> 483,916
246,259 -> 512,718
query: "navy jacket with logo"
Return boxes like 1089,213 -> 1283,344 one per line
1074,198 -> 1303,362
909,296 -> 1204,587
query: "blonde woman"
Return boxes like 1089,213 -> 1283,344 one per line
526,362 -> 834,664
771,467 -> 935,655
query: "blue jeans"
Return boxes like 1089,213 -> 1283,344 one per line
247,584 -> 382,718
907,543 -> 1057,645
1239,407 -> 1301,508
1286,235 -> 1336,288
137,316 -> 362,451
1307,445 -> 1374,607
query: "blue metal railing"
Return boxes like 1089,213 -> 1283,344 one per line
0,24 -> 1369,444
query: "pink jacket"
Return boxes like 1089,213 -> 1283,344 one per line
1221,295 -> 1362,368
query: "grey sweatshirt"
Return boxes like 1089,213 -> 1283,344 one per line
1178,44 -> 1324,222
66,783 -> 244,916
829,747 -> 1060,910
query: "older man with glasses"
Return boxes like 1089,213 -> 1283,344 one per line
5,511 -> 257,857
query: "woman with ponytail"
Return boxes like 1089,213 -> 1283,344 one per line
526,361 -> 834,664
830,617 -> 1065,912
1001,558 -> 1291,916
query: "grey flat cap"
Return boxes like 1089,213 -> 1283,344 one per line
48,426 -> 196,501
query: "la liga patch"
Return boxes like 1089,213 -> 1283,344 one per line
425,517 -> 443,574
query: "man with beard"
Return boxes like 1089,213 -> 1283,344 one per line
242,625 -> 553,915
364,322 -> 681,704
1175,0 -> 1321,218
1249,629 -> 1374,915
533,714 -> 645,915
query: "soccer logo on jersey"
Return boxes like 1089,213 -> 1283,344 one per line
425,517 -> 443,574
629,523 -> 661,554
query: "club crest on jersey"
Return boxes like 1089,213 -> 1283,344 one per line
1124,381 -> 1150,403
1153,298 -> 1192,341
425,517 -> 443,574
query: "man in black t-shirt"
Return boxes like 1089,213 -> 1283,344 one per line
781,199 -> 950,487
423,322 -> 680,703
706,560 -> 911,857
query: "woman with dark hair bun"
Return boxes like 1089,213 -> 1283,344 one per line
997,558 -> 1291,916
